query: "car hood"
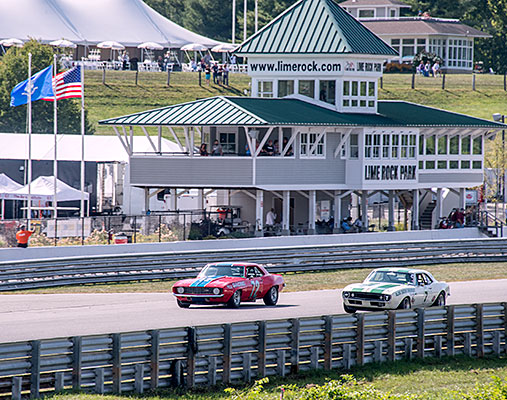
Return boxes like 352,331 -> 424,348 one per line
343,282 -> 410,295
175,276 -> 245,289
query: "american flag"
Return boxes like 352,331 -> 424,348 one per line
43,66 -> 82,101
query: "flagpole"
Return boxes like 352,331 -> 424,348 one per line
80,63 -> 85,218
53,54 -> 58,219
27,53 -> 32,227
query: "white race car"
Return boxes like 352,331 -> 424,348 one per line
342,267 -> 450,313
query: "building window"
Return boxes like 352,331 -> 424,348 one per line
437,160 -> 447,169
429,39 -> 446,63
382,134 -> 390,158
391,39 -> 400,55
365,133 -> 381,159
392,134 -> 399,158
298,80 -> 315,98
390,8 -> 396,17
450,136 -> 459,154
342,80 -> 376,110
447,39 -> 473,69
473,161 -> 482,169
258,81 -> 273,98
278,80 -> 294,97
461,160 -> 470,169
461,135 -> 471,155
319,80 -> 335,105
358,9 -> 375,18
425,135 -> 435,155
450,160 -> 459,169
473,136 -> 482,155
416,38 -> 426,54
219,132 -> 236,154
300,132 -> 325,157
349,134 -> 359,158
426,160 -> 435,169
438,135 -> 447,155
402,39 -> 415,57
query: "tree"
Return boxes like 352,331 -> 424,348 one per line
183,0 -> 233,42
0,40 -> 93,134
144,0 -> 187,26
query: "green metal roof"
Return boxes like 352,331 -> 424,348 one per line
235,0 -> 397,56
99,96 -> 504,128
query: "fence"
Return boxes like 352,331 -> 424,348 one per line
0,237 -> 507,291
0,302 -> 505,399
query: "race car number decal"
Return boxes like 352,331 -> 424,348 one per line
250,280 -> 260,299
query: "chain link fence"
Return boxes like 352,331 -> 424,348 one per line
0,210 -> 255,248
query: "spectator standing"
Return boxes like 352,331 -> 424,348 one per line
211,139 -> 223,156
223,64 -> 230,85
263,139 -> 275,156
205,67 -> 211,86
266,208 -> 277,226
16,225 -> 34,248
230,54 -> 237,65
199,143 -> 208,156
432,61 -> 441,77
212,63 -> 219,84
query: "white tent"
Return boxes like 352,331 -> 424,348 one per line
0,173 -> 22,195
4,176 -> 90,202
0,0 -> 220,48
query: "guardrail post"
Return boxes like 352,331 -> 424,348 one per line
416,308 -> 425,358
12,377 -> 22,400
374,341 -> 383,362
343,343 -> 351,370
404,338 -> 413,360
30,340 -> 41,398
434,336 -> 442,358
492,331 -> 501,356
324,316 -> 333,370
186,327 -> 197,388
277,349 -> 286,377
208,356 -> 217,386
356,314 -> 365,366
411,73 -> 415,89
257,320 -> 267,377
55,372 -> 65,392
72,336 -> 82,390
222,324 -> 232,384
446,306 -> 455,356
310,347 -> 319,369
290,318 -> 300,374
472,73 -> 476,91
442,73 -> 446,90
243,353 -> 252,382
387,311 -> 396,361
134,364 -> 144,394
464,332 -> 472,356
476,304 -> 484,358
95,368 -> 104,394
149,330 -> 159,389
112,333 -> 122,394
503,302 -> 507,355
171,360 -> 182,387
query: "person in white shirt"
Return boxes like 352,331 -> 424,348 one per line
266,208 -> 276,226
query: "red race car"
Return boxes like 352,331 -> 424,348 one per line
172,262 -> 285,308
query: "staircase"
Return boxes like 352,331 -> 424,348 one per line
419,200 -> 436,230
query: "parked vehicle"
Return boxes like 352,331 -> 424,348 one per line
342,267 -> 450,313
172,262 -> 285,308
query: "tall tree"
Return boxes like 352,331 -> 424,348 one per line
184,0 -> 233,42
144,0 -> 187,26
0,40 -> 93,134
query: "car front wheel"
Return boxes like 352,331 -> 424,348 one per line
263,286 -> 279,306
177,299 -> 191,308
227,290 -> 242,308
343,304 -> 357,313
398,297 -> 411,309
433,292 -> 446,307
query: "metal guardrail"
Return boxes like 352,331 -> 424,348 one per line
0,302 -> 505,399
1,237 -> 507,291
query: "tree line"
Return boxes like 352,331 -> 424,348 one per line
145,0 -> 507,73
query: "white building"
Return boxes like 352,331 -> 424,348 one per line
100,0 -> 504,235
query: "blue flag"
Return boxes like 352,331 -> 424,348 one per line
10,65 -> 54,107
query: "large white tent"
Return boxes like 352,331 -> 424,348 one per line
0,173 -> 22,196
3,176 -> 90,202
0,0 -> 219,48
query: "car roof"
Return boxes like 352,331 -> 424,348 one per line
206,262 -> 261,267
373,267 -> 429,274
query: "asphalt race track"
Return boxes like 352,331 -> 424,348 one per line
1,279 -> 506,343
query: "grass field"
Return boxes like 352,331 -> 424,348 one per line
86,71 -> 507,135
43,356 -> 507,400
9,261 -> 507,294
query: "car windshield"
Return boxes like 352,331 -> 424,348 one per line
199,265 -> 244,278
366,271 -> 413,285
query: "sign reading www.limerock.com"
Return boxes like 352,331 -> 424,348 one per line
248,58 -> 383,76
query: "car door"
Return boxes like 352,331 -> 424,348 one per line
245,266 -> 264,300
422,273 -> 437,305
412,273 -> 428,307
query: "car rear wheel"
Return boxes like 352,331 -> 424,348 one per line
343,304 -> 357,313
177,299 -> 191,308
398,297 -> 411,309
263,286 -> 279,306
227,290 -> 242,308
433,292 -> 446,307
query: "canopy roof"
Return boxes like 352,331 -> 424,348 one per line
0,173 -> 23,193
0,133 -> 180,162
235,0 -> 397,56
0,0 -> 219,48
2,176 -> 89,202
99,96 -> 506,128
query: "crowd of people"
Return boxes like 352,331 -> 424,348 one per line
438,207 -> 478,229
199,137 -> 294,157
416,60 -> 442,77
